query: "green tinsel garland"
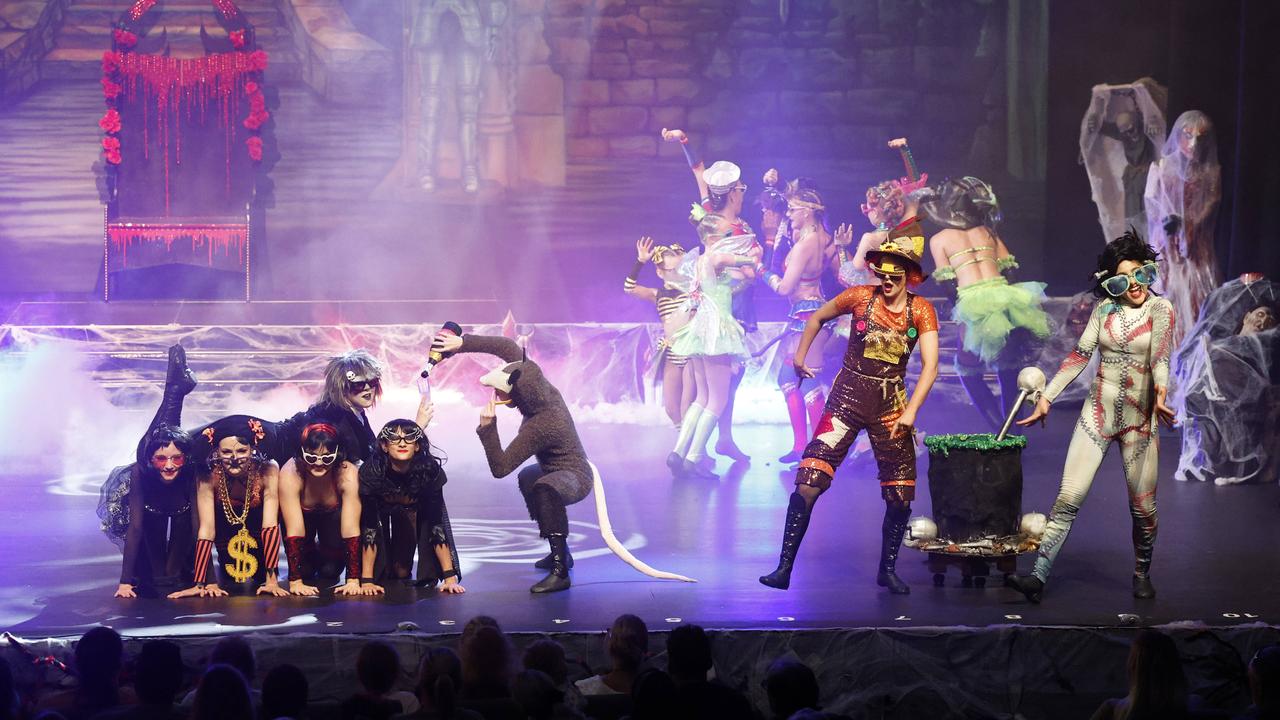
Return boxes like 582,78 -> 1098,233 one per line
924,433 -> 1027,456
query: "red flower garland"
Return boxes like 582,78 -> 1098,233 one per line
103,0 -> 267,174
98,108 -> 122,134
113,29 -> 138,47
101,48 -> 123,165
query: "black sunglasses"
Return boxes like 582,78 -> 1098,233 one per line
345,378 -> 381,393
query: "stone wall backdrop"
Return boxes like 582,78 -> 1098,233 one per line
536,0 -> 1006,177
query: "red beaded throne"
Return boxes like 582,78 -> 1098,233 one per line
99,0 -> 270,301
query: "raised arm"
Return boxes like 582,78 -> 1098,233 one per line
661,128 -> 709,201
475,397 -> 547,478
436,333 -> 525,363
625,236 -> 659,304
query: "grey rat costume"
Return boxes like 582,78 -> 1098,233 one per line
448,333 -> 695,592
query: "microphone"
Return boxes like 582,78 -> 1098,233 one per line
421,321 -> 463,378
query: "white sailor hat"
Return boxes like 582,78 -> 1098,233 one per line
702,160 -> 742,195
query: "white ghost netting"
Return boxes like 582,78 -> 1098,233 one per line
1144,110 -> 1222,350
1079,80 -> 1167,242
1173,276 -> 1280,485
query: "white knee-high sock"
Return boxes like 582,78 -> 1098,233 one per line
686,411 -> 720,462
672,403 -> 705,457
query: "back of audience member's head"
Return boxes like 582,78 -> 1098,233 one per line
459,616 -> 501,648
522,639 -> 568,687
764,658 -> 819,720
32,713 -> 69,720
1251,644 -> 1280,710
135,640 -> 184,706
607,614 -> 648,673
75,626 -> 124,699
355,640 -> 401,697
192,664 -> 253,720
1124,629 -> 1188,716
629,668 -> 677,719
460,624 -> 513,697
416,648 -> 462,716
208,635 -> 256,686
665,624 -> 712,684
262,664 -> 308,720
513,670 -> 561,720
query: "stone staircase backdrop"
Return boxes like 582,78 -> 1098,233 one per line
0,0 -> 1046,322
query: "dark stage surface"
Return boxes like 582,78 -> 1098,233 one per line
3,403 -> 1278,639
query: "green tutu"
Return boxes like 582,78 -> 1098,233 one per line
953,277 -> 1050,363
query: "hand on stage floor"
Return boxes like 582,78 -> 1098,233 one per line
891,409 -> 917,443
360,582 -> 385,596
1017,397 -> 1051,428
480,397 -> 497,428
333,579 -> 364,596
1154,386 -> 1177,429
439,578 -> 466,594
114,583 -> 136,599
432,332 -> 463,355
288,579 -> 319,597
168,584 -> 225,599
257,579 -> 290,597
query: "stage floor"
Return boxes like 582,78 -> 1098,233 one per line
2,398 -> 1277,639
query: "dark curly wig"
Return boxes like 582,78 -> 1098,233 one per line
358,419 -> 447,501
1091,228 -> 1159,299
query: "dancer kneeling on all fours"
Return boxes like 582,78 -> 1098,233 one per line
99,344 -> 198,598
760,220 -> 939,594
277,423 -> 371,596
169,416 -> 287,598
358,418 -> 464,594
1006,230 -> 1176,604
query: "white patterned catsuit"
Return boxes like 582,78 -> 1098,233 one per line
1033,296 -> 1175,582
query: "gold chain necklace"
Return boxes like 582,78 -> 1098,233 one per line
216,467 -> 255,528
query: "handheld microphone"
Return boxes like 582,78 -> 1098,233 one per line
421,321 -> 463,378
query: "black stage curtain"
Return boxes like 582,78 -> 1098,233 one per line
1045,0 -> 1280,295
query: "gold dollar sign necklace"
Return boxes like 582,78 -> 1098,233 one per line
217,467 -> 259,583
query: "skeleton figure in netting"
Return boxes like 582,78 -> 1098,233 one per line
1144,110 -> 1222,349
1007,231 -> 1177,604
1173,275 -> 1280,486
1079,80 -> 1167,241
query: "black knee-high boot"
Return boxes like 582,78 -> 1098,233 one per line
530,486 -> 571,593
759,492 -> 813,590
137,345 -> 197,463
877,504 -> 911,594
